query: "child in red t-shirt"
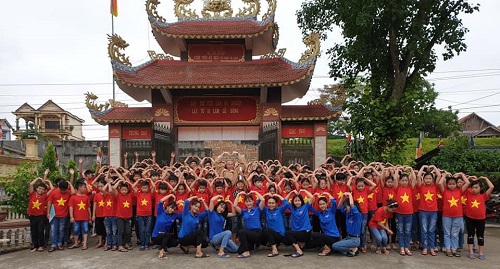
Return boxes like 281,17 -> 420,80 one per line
465,177 -> 494,259
112,179 -> 134,252
92,180 -> 107,249
28,176 -> 53,252
368,200 -> 399,254
69,181 -> 92,250
47,179 -> 75,252
417,165 -> 441,256
102,180 -> 117,250
393,167 -> 415,256
132,179 -> 154,250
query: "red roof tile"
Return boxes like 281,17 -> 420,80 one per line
114,58 -> 312,89
151,20 -> 272,38
92,107 -> 152,124
281,105 -> 341,121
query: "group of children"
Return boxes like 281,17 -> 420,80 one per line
27,152 -> 494,261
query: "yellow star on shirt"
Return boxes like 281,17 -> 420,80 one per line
461,196 -> 467,205
237,196 -> 243,203
415,193 -> 421,200
437,193 -> 443,199
400,193 -> 410,203
98,201 -> 105,207
32,199 -> 42,210
357,196 -> 365,204
424,191 -> 434,201
77,200 -> 86,210
88,184 -> 93,191
123,200 -> 130,208
106,200 -> 113,207
367,193 -> 374,199
177,200 -> 185,208
388,193 -> 394,200
337,191 -> 344,199
471,199 -> 480,208
141,199 -> 148,206
448,196 -> 459,207
304,196 -> 310,203
57,197 -> 67,206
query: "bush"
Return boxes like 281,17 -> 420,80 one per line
1,162 -> 38,215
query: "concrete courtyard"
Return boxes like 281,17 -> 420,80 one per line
1,224 -> 499,269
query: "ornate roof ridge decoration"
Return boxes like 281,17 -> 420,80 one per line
85,92 -> 129,123
298,32 -> 320,63
201,0 -> 233,18
107,34 -> 131,66
146,0 -> 166,23
170,0 -> 275,21
260,48 -> 286,59
147,50 -> 174,60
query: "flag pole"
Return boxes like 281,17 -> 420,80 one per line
111,14 -> 116,100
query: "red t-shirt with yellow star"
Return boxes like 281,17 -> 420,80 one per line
136,192 -> 152,216
193,190 -> 210,212
331,183 -> 349,205
93,192 -> 105,218
48,188 -> 71,218
102,193 -> 116,217
28,192 -> 48,216
418,184 -> 438,212
441,188 -> 463,217
412,186 -> 420,213
69,194 -> 90,221
368,206 -> 393,229
465,189 -> 488,220
382,186 -> 396,206
367,186 -> 379,211
115,192 -> 133,219
175,191 -> 190,213
395,186 -> 413,215
352,188 -> 369,214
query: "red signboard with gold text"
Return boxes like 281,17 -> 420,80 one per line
282,125 -> 314,138
188,44 -> 245,62
122,127 -> 151,140
174,97 -> 259,124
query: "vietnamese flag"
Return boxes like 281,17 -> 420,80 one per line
110,0 -> 118,17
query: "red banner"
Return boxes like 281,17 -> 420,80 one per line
188,44 -> 245,62
174,97 -> 259,124
282,125 -> 314,138
109,124 -> 121,138
122,127 -> 151,140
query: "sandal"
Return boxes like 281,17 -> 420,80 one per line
180,246 -> 190,254
383,249 -> 390,255
453,252 -> 461,257
405,249 -> 413,256
48,247 -> 56,252
446,251 -> 453,257
376,249 -> 382,255
399,250 -> 406,256
468,253 -> 475,259
195,253 -> 210,258
118,247 -> 128,252
157,254 -> 166,259
421,249 -> 428,255
81,246 -> 88,250
318,252 -> 330,256
267,252 -> 279,257
478,254 -> 485,260
103,246 -> 111,251
291,252 -> 303,258
217,253 -> 230,259
68,245 -> 78,249
95,244 -> 103,249
57,246 -> 64,251
430,250 -> 437,256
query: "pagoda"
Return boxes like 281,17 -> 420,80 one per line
86,0 -> 343,167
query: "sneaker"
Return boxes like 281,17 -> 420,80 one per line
346,251 -> 355,257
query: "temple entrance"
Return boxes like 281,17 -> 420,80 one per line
152,124 -> 174,166
259,123 -> 279,161
281,138 -> 314,167
122,140 -> 152,165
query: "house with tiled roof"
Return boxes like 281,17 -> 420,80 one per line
458,113 -> 500,138
86,0 -> 344,167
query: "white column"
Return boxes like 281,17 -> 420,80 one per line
109,138 -> 121,166
314,136 -> 327,168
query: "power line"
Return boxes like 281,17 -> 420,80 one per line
451,92 -> 500,107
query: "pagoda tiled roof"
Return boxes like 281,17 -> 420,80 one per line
281,104 -> 342,121
113,57 -> 314,91
90,107 -> 152,125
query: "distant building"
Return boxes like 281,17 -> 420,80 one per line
1,119 -> 13,140
458,112 -> 500,138
12,100 -> 85,141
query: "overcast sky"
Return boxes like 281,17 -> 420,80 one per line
1,0 -> 499,140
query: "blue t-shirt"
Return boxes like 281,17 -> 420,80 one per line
286,202 -> 312,231
309,199 -> 340,237
339,204 -> 362,236
241,202 -> 262,230
152,202 -> 181,238
264,200 -> 288,236
178,200 -> 208,238
208,210 -> 226,240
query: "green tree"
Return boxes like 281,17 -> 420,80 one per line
2,162 -> 38,214
414,106 -> 461,138
297,0 -> 479,161
38,143 -> 62,182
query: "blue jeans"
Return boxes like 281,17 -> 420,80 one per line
370,228 -> 388,248
104,216 -> 117,247
397,214 -> 413,248
73,221 -> 89,235
411,212 -> 420,243
359,213 -> 368,248
136,216 -> 152,247
458,217 -> 465,248
50,217 -> 67,247
419,211 -> 437,249
210,230 -> 238,253
442,216 -> 462,251
332,236 -> 360,254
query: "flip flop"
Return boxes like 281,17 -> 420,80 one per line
119,248 -> 128,252
267,252 -> 279,257
217,253 -> 230,259
318,252 -> 330,256
68,245 -> 78,249
180,246 -> 190,254
291,252 -> 303,258
48,247 -> 56,252
157,254 -> 166,259
81,246 -> 88,250
195,253 -> 209,258
237,254 -> 250,258
467,253 -> 475,259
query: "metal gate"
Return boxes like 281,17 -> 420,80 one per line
281,138 -> 313,167
152,123 -> 174,166
259,123 -> 279,161
122,140 -> 152,166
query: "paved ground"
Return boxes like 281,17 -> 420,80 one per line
1,224 -> 500,269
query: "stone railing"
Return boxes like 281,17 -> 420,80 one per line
0,227 -> 31,251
